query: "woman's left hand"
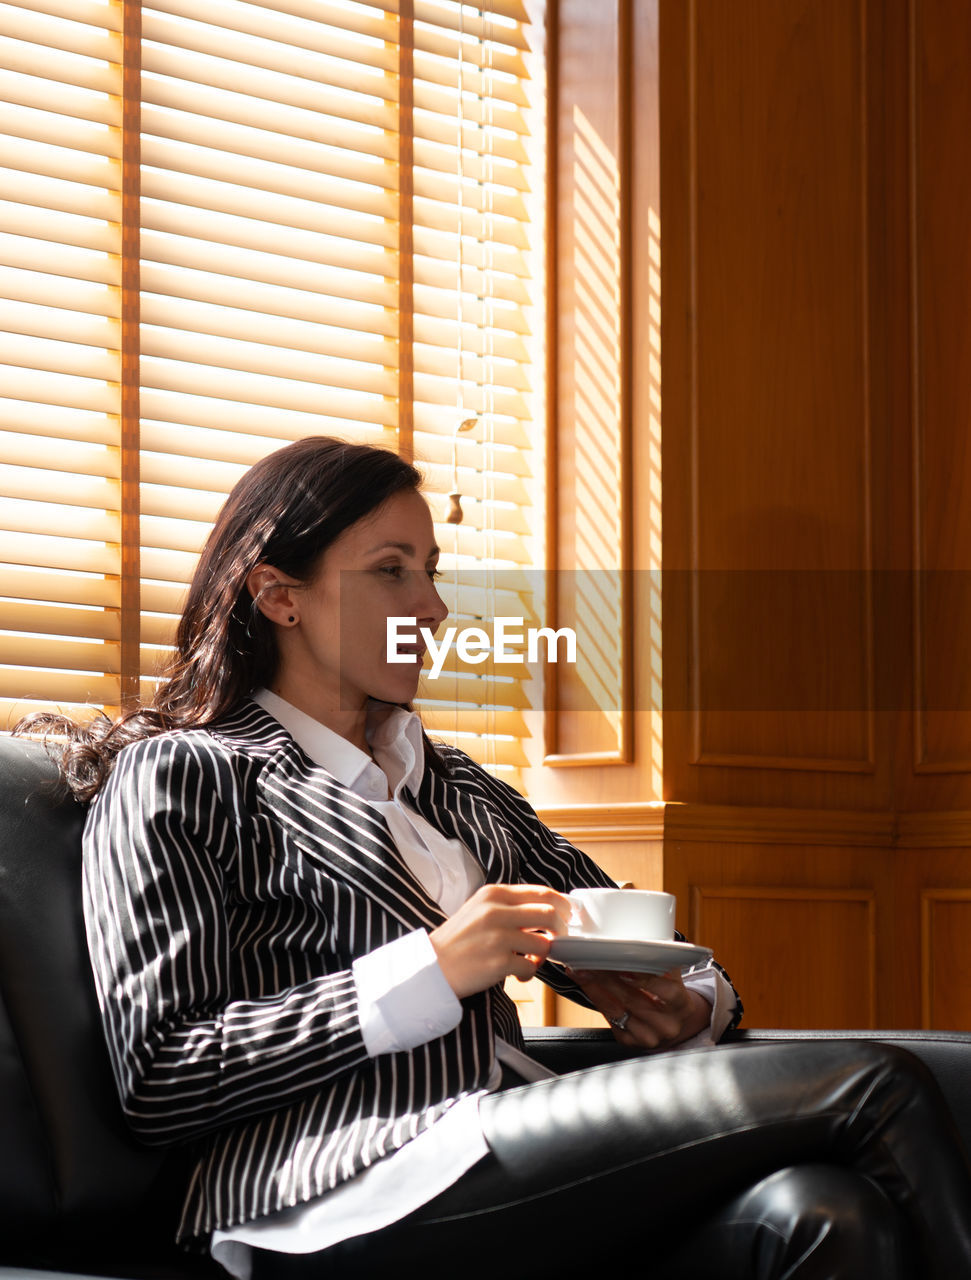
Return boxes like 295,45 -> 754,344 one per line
568,967 -> 712,1051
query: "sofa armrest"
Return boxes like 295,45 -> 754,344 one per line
725,1028 -> 971,1156
522,1025 -> 639,1073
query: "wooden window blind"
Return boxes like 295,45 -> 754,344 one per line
0,0 -> 545,784
409,0 -> 544,776
0,0 -> 125,723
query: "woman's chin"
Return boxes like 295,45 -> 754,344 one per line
370,667 -> 423,705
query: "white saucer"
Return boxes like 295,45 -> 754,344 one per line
549,935 -> 713,974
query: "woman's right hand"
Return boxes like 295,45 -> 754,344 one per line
430,883 -> 572,999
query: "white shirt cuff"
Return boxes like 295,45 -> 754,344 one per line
352,928 -> 463,1055
677,967 -> 738,1049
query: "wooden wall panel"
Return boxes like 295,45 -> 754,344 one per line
661,0 -> 883,806
893,843 -> 971,1027
692,887 -> 876,1029
688,1 -> 869,556
662,816 -> 895,1028
911,0 -> 971,778
921,891 -> 971,1029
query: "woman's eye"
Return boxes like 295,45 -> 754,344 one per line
377,564 -> 440,582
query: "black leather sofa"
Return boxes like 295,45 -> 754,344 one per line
3,733 -> 971,1279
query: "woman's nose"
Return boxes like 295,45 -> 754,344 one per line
413,573 -> 448,627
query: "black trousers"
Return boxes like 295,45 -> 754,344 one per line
251,1041 -> 971,1279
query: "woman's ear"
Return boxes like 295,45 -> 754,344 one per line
246,564 -> 300,625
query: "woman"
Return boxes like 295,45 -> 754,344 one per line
41,437 -> 971,1278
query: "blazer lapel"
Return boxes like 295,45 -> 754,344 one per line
409,763 -> 520,886
256,740 -> 448,934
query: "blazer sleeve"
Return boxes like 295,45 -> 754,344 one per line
82,732 -> 372,1146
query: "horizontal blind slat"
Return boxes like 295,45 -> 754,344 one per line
140,134 -> 397,206
141,97 -> 396,166
0,64 -> 117,124
0,166 -> 121,220
0,461 -> 116,507
0,262 -> 119,315
2,331 -> 119,381
0,199 -> 116,253
140,332 -> 397,396
0,400 -> 116,444
417,53 -> 527,94
0,563 -> 118,609
0,530 -> 118,576
414,84 -> 527,137
2,605 -> 119,659
140,514 -> 211,557
415,0 -> 529,48
413,383 -> 529,423
0,131 -> 120,190
140,255 -> 393,316
0,667 -> 118,704
0,428 -> 117,476
414,228 -> 529,279
0,633 -> 118,673
1,99 -> 119,161
139,419 -> 400,467
0,5 -> 120,60
140,389 -> 396,436
141,44 -> 394,119
142,205 -> 394,275
0,495 -> 117,542
139,581 -> 191,617
142,70 -> 396,142
141,171 -> 396,243
0,366 -> 118,412
7,0 -> 122,31
415,428 -> 533,468
149,0 -> 396,44
142,12 -> 397,80
141,293 -> 395,354
142,477 -> 238,516
415,673 -> 531,710
420,706 -> 527,739
3,297 -> 119,348
414,137 -> 528,188
0,231 -> 120,287
0,32 -> 121,95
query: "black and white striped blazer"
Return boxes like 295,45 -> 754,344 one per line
82,699 -> 740,1246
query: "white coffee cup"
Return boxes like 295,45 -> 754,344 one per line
567,888 -> 676,942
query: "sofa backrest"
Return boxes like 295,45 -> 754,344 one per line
0,735 -> 186,1264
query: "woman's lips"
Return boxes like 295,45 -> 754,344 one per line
393,645 -> 426,662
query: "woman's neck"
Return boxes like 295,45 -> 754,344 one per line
267,682 -> 370,755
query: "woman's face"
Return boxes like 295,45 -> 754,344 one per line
269,488 -> 449,720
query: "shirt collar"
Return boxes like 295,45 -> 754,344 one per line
251,689 -> 425,798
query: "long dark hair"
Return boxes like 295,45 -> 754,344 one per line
18,436 -> 434,801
